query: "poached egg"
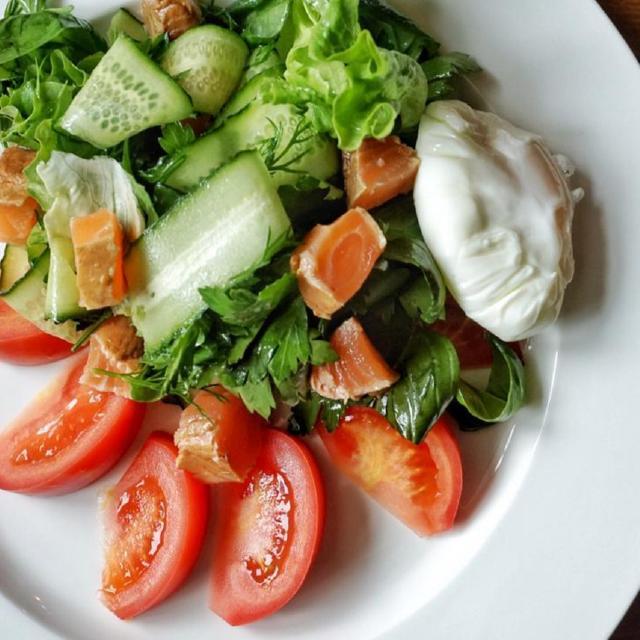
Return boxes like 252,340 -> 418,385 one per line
413,100 -> 582,342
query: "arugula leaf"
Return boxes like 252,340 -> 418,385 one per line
455,336 -> 525,427
377,331 -> 459,443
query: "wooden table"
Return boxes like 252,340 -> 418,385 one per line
597,3 -> 638,637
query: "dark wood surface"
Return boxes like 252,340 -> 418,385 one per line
596,1 -> 639,638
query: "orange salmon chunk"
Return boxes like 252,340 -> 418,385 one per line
0,198 -> 38,245
291,208 -> 386,319
344,136 -> 420,210
311,317 -> 399,400
81,315 -> 143,398
71,209 -> 126,310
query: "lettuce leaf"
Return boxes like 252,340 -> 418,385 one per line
283,0 -> 428,150
36,151 -> 146,242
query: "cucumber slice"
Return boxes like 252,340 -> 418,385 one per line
2,252 -> 80,344
241,48 -> 283,88
108,9 -> 147,45
0,245 -> 30,293
166,103 -> 339,192
215,71 -> 281,125
161,25 -> 248,115
122,152 -> 290,351
45,237 -> 88,322
60,36 -> 192,149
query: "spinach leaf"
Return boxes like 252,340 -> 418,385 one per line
358,0 -> 439,61
423,52 -> 480,102
242,0 -> 291,45
345,196 -> 445,326
455,336 -> 525,427
377,330 -> 459,443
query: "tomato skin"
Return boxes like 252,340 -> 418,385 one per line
319,407 -> 463,536
210,429 -> 325,626
0,354 -> 145,495
102,432 -> 209,620
0,300 -> 72,366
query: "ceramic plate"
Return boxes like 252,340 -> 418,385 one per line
1,1 -> 640,638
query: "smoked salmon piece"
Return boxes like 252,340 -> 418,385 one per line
81,315 -> 143,398
174,388 -> 265,484
0,147 -> 38,244
71,209 -> 126,310
311,317 -> 399,401
0,198 -> 38,245
291,208 -> 386,319
343,136 -> 420,210
0,147 -> 36,206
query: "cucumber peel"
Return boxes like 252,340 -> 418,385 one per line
61,36 -> 192,148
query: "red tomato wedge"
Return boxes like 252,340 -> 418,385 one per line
0,353 -> 145,494
102,432 -> 209,619
174,387 -> 265,483
311,317 -> 399,400
291,207 -> 386,319
431,300 -> 494,369
210,429 -> 325,626
0,299 -> 73,365
319,407 -> 462,536
343,136 -> 420,210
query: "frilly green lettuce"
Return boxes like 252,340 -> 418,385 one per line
282,0 -> 428,150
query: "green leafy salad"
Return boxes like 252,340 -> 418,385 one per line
0,0 -> 525,447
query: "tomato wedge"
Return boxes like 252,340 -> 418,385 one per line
210,429 -> 325,626
0,299 -> 72,365
0,353 -> 145,495
102,432 -> 209,619
319,407 -> 462,536
432,299 -> 523,369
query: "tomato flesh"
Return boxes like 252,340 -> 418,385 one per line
104,476 -> 167,595
0,299 -> 72,366
102,432 -> 208,620
12,361 -> 110,465
210,429 -> 325,626
240,467 -> 292,586
319,407 -> 462,536
0,353 -> 145,495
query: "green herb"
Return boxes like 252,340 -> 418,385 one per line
455,337 -> 525,427
359,0 -> 440,61
377,331 -> 459,444
423,52 -> 480,102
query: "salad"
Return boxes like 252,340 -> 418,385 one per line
0,0 -> 581,627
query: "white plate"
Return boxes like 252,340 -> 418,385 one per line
1,1 -> 639,638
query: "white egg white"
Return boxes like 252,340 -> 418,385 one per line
414,100 -> 581,342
